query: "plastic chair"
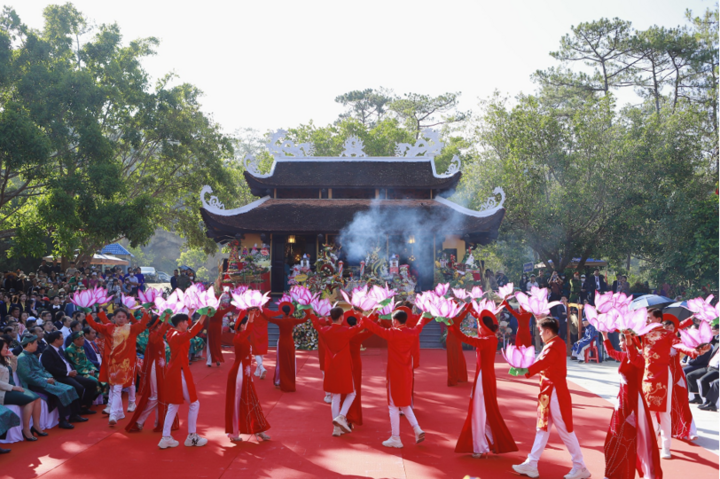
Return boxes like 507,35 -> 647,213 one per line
584,342 -> 600,363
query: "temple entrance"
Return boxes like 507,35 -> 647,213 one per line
270,234 -> 318,293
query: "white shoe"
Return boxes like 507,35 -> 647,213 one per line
382,436 -> 403,448
158,436 -> 179,449
660,448 -> 671,459
108,415 -> 117,426
564,466 -> 591,479
184,433 -> 208,447
472,453 -> 488,459
512,462 -> 540,478
324,393 -> 332,404
332,426 -> 344,437
333,415 -> 351,433
127,402 -> 136,412
259,368 -> 266,379
229,435 -> 243,442
103,406 -> 110,414
255,432 -> 271,441
413,426 -> 425,444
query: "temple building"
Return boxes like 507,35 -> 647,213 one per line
199,130 -> 506,293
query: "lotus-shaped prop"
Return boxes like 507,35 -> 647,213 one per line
614,306 -> 660,336
503,344 -> 535,375
310,298 -> 333,317
138,288 -> 162,308
369,284 -> 396,308
679,321 -> 713,349
452,288 -> 469,301
195,286 -> 220,316
497,283 -> 514,300
468,286 -> 484,300
70,289 -> 97,312
427,296 -> 464,326
156,289 -> 189,316
290,285 -> 318,309
434,283 -> 450,297
594,291 -> 633,314
685,295 -> 717,323
470,298 -> 505,317
232,289 -> 271,311
514,287 -> 560,317
121,294 -> 140,310
584,305 -> 621,333
91,287 -> 113,306
377,300 -> 398,320
341,286 -> 377,312
414,291 -> 437,317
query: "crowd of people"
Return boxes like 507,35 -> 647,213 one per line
0,260 -> 717,479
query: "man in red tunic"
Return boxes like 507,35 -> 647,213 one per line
250,309 -> 269,380
360,309 -> 431,448
86,308 -> 150,426
159,313 -> 208,449
312,307 -> 361,435
512,317 -> 590,479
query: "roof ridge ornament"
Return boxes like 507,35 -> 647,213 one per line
267,129 -> 315,158
434,186 -> 506,218
437,155 -> 461,178
339,135 -> 367,157
201,185 -> 272,216
395,129 -> 444,158
200,185 -> 226,210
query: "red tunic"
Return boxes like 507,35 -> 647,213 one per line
603,340 -> 663,479
525,335 -> 574,432
503,300 -> 533,348
126,322 -> 179,433
445,313 -> 468,386
641,327 -> 675,412
249,310 -> 269,355
450,325 -> 518,454
670,339 -> 698,440
396,307 -> 421,369
165,317 -> 206,404
360,316 -> 431,407
312,317 -> 361,394
208,306 -> 234,364
345,329 -> 375,426
86,311 -> 150,388
225,323 -> 270,435
310,315 -> 331,373
265,308 -> 308,392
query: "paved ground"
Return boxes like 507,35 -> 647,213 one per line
567,357 -> 719,455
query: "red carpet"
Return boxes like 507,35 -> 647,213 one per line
3,348 -> 718,478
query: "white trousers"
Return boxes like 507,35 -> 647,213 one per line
109,384 -> 135,418
228,365 -> 244,438
163,371 -> 200,437
471,371 -> 493,454
136,362 -> 158,426
526,390 -> 586,469
254,355 -> 265,375
636,393 -> 658,479
206,341 -> 212,366
652,367 -> 673,452
388,386 -> 419,437
331,389 -> 356,419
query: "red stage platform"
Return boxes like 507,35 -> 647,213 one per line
3,349 -> 718,478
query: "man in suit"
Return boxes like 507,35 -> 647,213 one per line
554,296 -> 569,341
584,270 -> 607,305
82,326 -> 102,369
29,326 -> 48,356
41,331 -> 97,417
688,346 -> 719,409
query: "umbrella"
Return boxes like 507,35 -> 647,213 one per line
663,301 -> 693,321
629,294 -> 674,311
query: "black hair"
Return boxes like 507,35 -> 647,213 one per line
72,311 -> 84,320
346,316 -> 357,327
481,315 -> 499,333
539,317 -> 559,335
83,326 -> 94,336
652,310 -> 663,319
2,326 -> 12,335
171,313 -> 189,327
330,307 -> 344,321
46,331 -> 63,344
392,310 -> 408,324
0,337 -> 9,366
41,310 -> 51,319
662,320 -> 674,327
69,320 -> 81,330
281,304 -> 292,316
240,314 -> 249,326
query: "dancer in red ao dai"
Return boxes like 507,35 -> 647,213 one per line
265,303 -> 308,392
602,331 -> 663,479
85,308 -> 149,426
126,314 -> 178,433
360,309 -> 431,448
206,293 -> 234,367
311,307 -> 361,435
250,308 -> 269,380
159,313 -> 208,449
225,310 -> 270,442
449,309 -> 518,458
512,317 -> 590,479
344,315 -> 375,427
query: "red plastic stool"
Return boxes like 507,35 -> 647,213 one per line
584,342 -> 600,363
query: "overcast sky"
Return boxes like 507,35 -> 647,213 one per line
15,0 -> 716,135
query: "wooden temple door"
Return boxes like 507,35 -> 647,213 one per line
271,234 -> 286,293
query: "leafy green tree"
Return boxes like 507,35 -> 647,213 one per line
2,5 -> 239,261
